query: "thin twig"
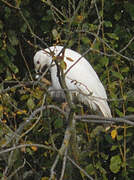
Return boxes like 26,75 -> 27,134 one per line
49,154 -> 59,180
67,156 -> 94,180
19,42 -> 33,81
1,0 -> 19,9
0,143 -> 53,155
59,148 -> 68,180
76,30 -> 134,62
0,105 -> 67,148
8,159 -> 26,180
119,36 -> 134,53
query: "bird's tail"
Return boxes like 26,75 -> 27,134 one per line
95,100 -> 112,118
94,100 -> 112,131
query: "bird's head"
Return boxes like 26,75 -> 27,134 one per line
33,50 -> 53,76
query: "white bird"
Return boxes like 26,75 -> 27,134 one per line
34,46 -> 112,117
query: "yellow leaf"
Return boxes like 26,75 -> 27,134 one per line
60,60 -> 67,70
41,177 -> 49,180
0,139 -> 7,146
0,105 -> 3,112
52,56 -> 57,61
76,15 -> 84,22
17,110 -> 27,115
111,129 -> 117,139
31,146 -> 38,151
2,119 -> 7,123
44,141 -> 49,145
44,152 -> 48,157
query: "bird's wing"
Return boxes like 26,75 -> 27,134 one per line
63,49 -> 111,117
65,69 -> 111,117
62,48 -> 107,99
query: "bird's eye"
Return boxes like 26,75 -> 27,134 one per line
37,61 -> 40,64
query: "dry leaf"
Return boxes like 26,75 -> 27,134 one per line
31,146 -> 38,151
41,77 -> 51,85
66,56 -> 74,62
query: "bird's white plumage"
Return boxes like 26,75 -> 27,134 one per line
34,46 -> 111,117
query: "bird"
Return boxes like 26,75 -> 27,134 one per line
34,46 -> 112,117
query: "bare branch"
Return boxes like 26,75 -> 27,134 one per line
59,148 -> 68,180
1,105 -> 66,148
0,143 -> 53,155
8,159 -> 26,179
119,36 -> 134,53
1,0 -> 19,9
19,42 -> 33,81
49,154 -> 60,180
67,156 -> 94,180
76,115 -> 134,126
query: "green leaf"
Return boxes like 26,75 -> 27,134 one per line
4,7 -> 11,19
100,152 -> 109,160
90,126 -> 104,138
20,23 -> 27,33
127,107 -> 134,112
89,24 -> 98,31
110,155 -> 122,173
117,135 -> 123,141
114,12 -> 122,21
6,69 -> 12,80
0,20 -> 3,30
9,63 -> 19,74
105,134 -> 113,144
112,71 -> 124,80
115,109 -> 124,117
8,30 -> 19,46
110,145 -> 118,151
120,67 -> 129,73
0,49 -> 6,57
128,157 -> 134,168
125,3 -> 134,21
3,54 -> 11,65
81,37 -> 90,44
54,118 -> 63,129
7,45 -> 17,56
106,33 -> 119,40
85,164 -> 95,175
0,63 -> 4,73
100,57 -> 109,67
104,21 -> 112,27
41,10 -> 53,21
52,29 -> 58,40
0,39 -> 2,48
27,98 -> 35,110
92,41 -> 100,50
20,95 -> 29,101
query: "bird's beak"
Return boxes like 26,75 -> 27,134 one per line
34,64 -> 41,79
35,74 -> 40,79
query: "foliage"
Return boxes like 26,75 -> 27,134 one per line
0,0 -> 134,179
